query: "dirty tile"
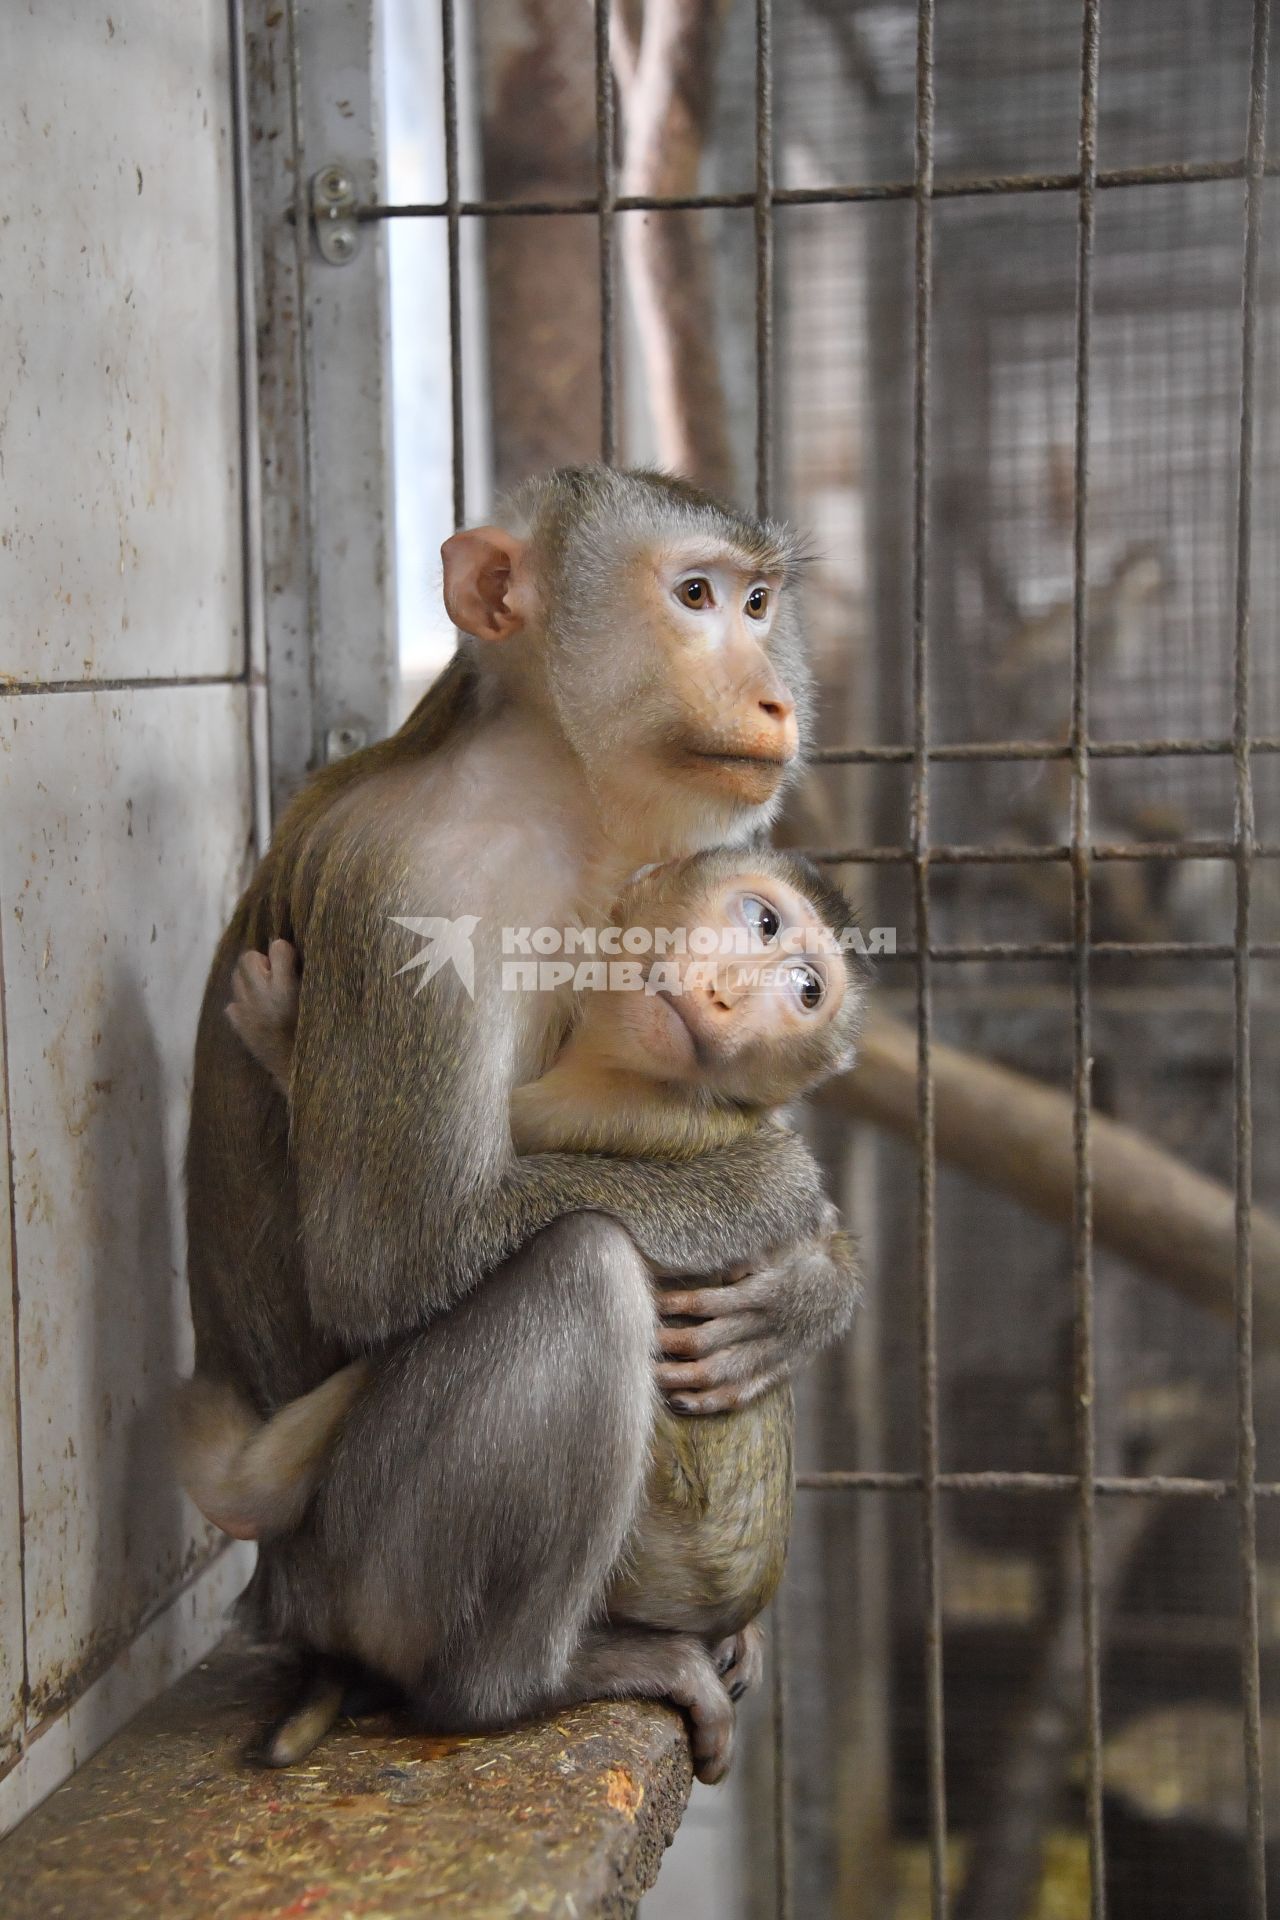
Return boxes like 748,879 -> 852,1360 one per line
0,685 -> 255,1720
0,4 -> 242,685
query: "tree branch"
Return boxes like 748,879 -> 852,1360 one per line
823,1012 -> 1280,1348
612,0 -> 736,495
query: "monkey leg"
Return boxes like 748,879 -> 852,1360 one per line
555,1626 -> 736,1784
267,1214 -> 658,1732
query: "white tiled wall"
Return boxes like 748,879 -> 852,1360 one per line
0,0 -> 258,1830
0,2 -> 245,687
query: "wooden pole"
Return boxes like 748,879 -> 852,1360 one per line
825,1013 -> 1280,1347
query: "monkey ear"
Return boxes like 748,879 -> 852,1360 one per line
441,526 -> 528,641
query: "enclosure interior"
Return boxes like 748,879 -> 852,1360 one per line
379,1 -> 1280,1914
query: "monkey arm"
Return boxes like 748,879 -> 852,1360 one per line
655,1213 -> 860,1414
287,856 -> 837,1354
296,1075 -> 831,1345
503,1124 -> 829,1269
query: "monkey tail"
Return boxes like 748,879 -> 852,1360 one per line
253,1662 -> 349,1767
174,1364 -> 368,1541
249,1654 -> 400,1767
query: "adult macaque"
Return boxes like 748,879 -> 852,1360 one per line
184,468 -> 858,1777
183,849 -> 865,1776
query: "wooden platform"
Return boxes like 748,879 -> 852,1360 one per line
0,1643 -> 694,1918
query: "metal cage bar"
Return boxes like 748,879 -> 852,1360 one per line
356,154 -> 1280,223
831,940 -> 1280,963
750,8 -> 792,1913
353,1 -> 1280,1908
910,8 -> 949,1915
797,1470 -> 1280,1498
440,0 -> 465,528
593,0 -> 617,466
811,735 -> 1280,764
811,840 -> 1280,864
1233,2 -> 1272,1911
754,0 -> 775,526
1068,5 -> 1106,1907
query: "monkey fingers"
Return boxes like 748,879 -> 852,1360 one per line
658,1271 -> 791,1410
658,1308 -> 762,1361
657,1339 -> 790,1414
657,1269 -> 777,1324
226,938 -> 301,1094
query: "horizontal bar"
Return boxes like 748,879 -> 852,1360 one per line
798,1468 -> 1280,1498
1106,1614 -> 1277,1654
356,154 -> 1280,224
878,941 -> 1280,962
812,734 -> 1280,766
812,839 -> 1280,866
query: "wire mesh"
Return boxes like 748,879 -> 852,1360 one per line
394,4 -> 1275,1915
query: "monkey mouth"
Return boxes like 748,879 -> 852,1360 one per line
684,747 -> 793,791
687,748 -> 791,769
653,988 -> 710,1068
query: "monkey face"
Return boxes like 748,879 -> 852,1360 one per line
452,469 -> 815,850
602,850 -> 865,1105
554,532 -> 806,839
633,545 -> 798,800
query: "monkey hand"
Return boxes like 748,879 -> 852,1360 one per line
226,938 -> 300,1096
656,1208 -> 859,1415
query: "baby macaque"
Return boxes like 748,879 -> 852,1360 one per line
183,845 -> 864,1752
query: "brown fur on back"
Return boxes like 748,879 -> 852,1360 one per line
185,657 -> 480,1410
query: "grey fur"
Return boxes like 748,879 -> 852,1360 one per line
184,468 -> 857,1764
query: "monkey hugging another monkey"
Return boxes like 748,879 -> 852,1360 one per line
184,846 -> 865,1775
181,468 -> 864,1782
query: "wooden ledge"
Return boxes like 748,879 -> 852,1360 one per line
0,1641 -> 694,1918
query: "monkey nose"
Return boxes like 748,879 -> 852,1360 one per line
757,696 -> 798,761
700,970 -> 742,1015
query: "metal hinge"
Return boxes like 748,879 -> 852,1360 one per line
310,165 -> 361,265
324,722 -> 370,762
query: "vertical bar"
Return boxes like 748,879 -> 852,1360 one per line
752,5 -> 788,1913
244,0 -> 331,804
227,0 -> 263,691
910,6 -> 946,1916
594,0 -> 617,464
1069,4 -> 1105,1914
1234,3 -> 1271,1912
754,0 -> 774,517
440,0 -> 465,528
226,0 -> 270,853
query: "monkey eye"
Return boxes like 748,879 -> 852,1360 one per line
675,576 -> 714,611
745,585 -> 770,620
742,894 -> 781,943
788,962 -> 826,1011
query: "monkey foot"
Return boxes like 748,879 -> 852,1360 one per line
687,1684 -> 736,1786
711,1620 -> 766,1702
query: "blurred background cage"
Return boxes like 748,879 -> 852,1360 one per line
272,0 -> 1280,1913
